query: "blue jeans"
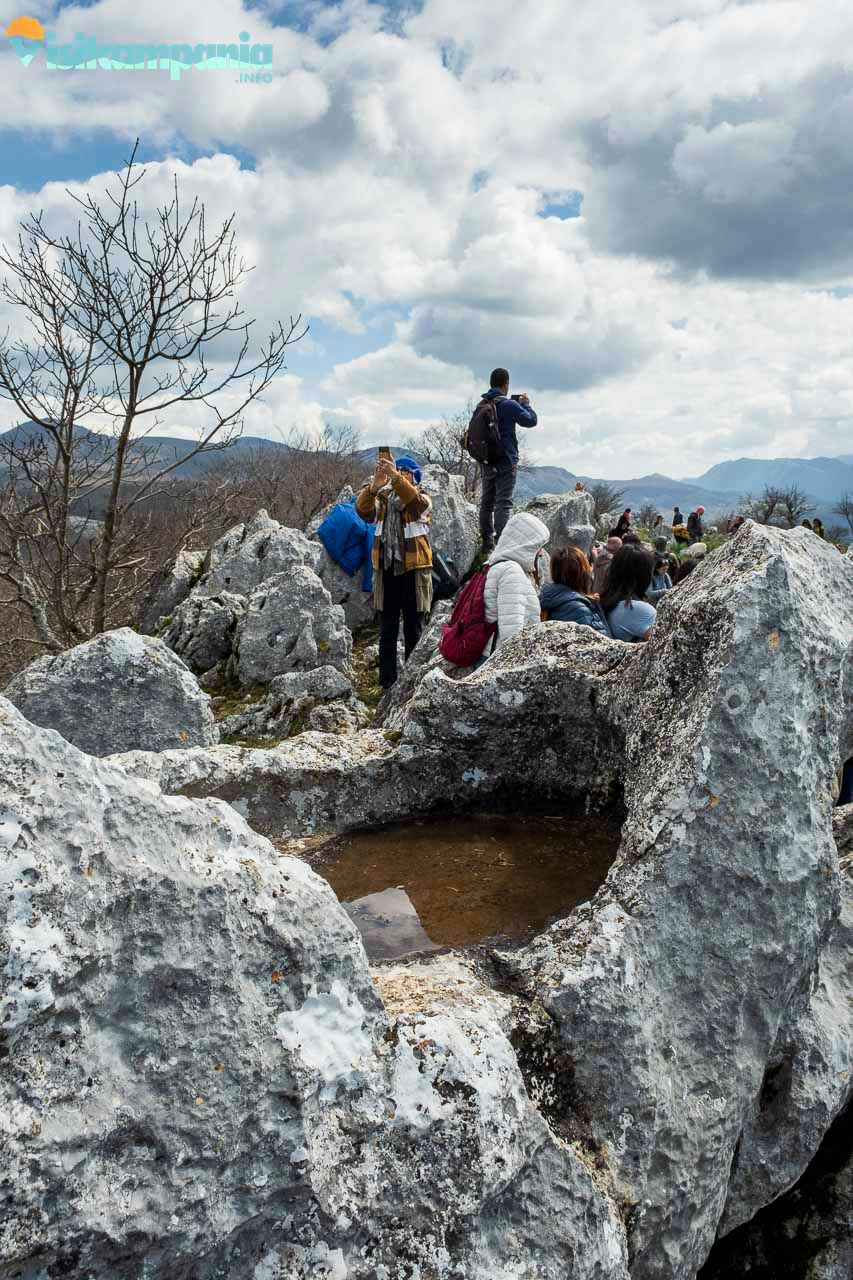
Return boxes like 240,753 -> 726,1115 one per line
479,459 -> 518,543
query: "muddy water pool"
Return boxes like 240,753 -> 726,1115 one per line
299,813 -> 622,961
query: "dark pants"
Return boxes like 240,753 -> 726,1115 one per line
479,459 -> 518,544
379,570 -> 422,688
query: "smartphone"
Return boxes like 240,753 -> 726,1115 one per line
378,447 -> 393,462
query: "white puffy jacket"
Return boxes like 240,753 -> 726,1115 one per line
482,512 -> 550,655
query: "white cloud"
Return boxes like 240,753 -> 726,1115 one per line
2,0 -> 853,476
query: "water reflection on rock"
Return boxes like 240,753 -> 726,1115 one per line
343,886 -> 440,961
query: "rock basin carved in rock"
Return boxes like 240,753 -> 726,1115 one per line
5,522 -> 853,1279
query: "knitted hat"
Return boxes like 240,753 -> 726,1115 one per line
394,456 -> 422,484
606,535 -> 622,553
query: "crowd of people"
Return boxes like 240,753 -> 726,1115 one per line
354,368 -> 839,688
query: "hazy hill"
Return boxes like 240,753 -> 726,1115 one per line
3,422 -> 851,517
691,455 -> 853,507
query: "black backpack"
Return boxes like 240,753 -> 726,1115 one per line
463,398 -> 504,465
432,550 -> 460,601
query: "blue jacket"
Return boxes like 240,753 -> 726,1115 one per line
317,500 -> 375,591
482,388 -> 537,465
539,584 -> 611,637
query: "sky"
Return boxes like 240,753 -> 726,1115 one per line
0,0 -> 852,480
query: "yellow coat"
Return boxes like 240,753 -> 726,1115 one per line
355,473 -> 433,573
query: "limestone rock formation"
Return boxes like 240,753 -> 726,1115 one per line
232,566 -> 351,685
700,1092 -> 853,1280
499,524 -> 853,1279
116,523 -> 853,1278
524,489 -> 596,567
3,629 -> 217,756
155,511 -> 356,686
316,553 -> 375,633
161,591 -> 246,675
198,510 -> 322,598
718,807 -> 853,1234
1,701 -> 628,1278
219,666 -> 369,741
138,547 -> 206,634
420,464 -> 480,575
118,624 -> 630,837
378,599 -> 455,728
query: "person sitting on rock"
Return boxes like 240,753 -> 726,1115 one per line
646,555 -> 673,604
540,546 -> 611,637
601,545 -> 657,642
482,511 -> 550,656
356,455 -> 433,689
616,508 -> 632,537
592,535 -> 621,594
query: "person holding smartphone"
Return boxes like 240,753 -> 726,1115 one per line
478,367 -> 538,553
356,452 -> 433,689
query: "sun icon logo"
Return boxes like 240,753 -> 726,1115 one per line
6,15 -> 46,66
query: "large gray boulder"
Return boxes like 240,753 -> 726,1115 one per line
316,553 -> 375,633
156,512 -> 357,687
700,1076 -> 853,1279
197,510 -> 322,598
117,624 -> 630,837
116,524 -> 853,1278
421,464 -> 480,575
500,525 -> 853,1279
219,666 -> 369,741
232,565 -> 351,686
377,599 -> 457,729
160,591 -> 246,675
3,628 -> 217,756
524,489 -> 596,565
138,547 -> 205,634
1,700 -> 628,1279
718,806 -> 853,1233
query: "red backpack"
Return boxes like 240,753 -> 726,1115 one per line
439,569 -> 496,666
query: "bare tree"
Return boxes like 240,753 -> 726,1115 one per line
225,423 -> 363,530
588,481 -> 625,521
0,140 -> 303,650
743,484 -> 814,529
401,405 -> 479,498
401,401 -> 536,501
833,491 -> 853,535
637,501 -> 660,531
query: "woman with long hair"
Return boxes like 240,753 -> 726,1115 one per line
540,545 -> 611,636
601,545 -> 656,642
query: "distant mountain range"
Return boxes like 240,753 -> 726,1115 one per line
2,422 -> 851,519
687,455 -> 853,509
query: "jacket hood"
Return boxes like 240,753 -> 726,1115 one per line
487,512 -> 550,570
482,388 -> 505,401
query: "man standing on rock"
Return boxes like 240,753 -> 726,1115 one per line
687,506 -> 705,545
356,454 -> 433,690
477,367 -> 538,554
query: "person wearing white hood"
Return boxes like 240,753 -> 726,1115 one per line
482,511 -> 550,656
